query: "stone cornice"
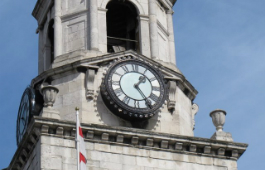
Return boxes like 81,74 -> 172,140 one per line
8,116 -> 248,170
32,0 -> 53,29
158,0 -> 174,9
61,9 -> 89,22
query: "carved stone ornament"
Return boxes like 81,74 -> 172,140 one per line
86,69 -> 96,99
40,85 -> 59,108
210,109 -> 226,132
191,103 -> 199,130
210,109 -> 233,141
167,81 -> 177,112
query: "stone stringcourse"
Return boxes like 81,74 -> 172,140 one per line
9,116 -> 248,170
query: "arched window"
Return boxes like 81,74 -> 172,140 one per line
106,0 -> 139,53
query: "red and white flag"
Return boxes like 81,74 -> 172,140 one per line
76,108 -> 87,170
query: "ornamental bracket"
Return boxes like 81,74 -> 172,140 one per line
167,80 -> 177,113
86,69 -> 96,99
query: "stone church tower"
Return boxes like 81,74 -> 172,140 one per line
7,0 -> 247,169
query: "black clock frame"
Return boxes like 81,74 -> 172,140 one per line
16,86 -> 43,146
101,58 -> 167,121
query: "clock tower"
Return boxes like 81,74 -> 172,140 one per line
7,0 -> 247,170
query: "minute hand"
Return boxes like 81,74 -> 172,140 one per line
135,86 -> 152,108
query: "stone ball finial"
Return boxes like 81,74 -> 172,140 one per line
210,109 -> 226,132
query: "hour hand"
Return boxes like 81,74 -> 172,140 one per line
134,76 -> 146,88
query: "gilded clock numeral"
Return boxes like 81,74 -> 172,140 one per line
122,65 -> 129,73
149,77 -> 156,82
112,81 -> 120,85
114,88 -> 123,97
149,93 -> 159,102
134,100 -> 140,108
152,86 -> 160,91
132,64 -> 139,72
122,96 -> 130,104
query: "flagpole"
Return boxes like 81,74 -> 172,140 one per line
76,107 -> 80,170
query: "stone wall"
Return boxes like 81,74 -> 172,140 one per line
50,60 -> 194,136
21,141 -> 40,170
35,133 -> 238,170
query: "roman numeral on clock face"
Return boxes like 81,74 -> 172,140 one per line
112,81 -> 120,86
131,64 -> 139,72
149,77 -> 157,82
149,93 -> 159,102
122,65 -> 129,73
114,72 -> 122,77
114,88 -> 123,97
152,86 -> 160,91
134,100 -> 140,108
122,96 -> 130,104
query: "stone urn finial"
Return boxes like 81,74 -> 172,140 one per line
210,109 -> 226,132
210,109 -> 233,141
40,85 -> 59,108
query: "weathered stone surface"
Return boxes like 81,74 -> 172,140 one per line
116,135 -> 124,143
101,133 -> 109,141
211,131 -> 234,142
204,146 -> 211,154
86,131 -> 94,139
175,142 -> 183,150
146,138 -> 154,147
161,140 -> 168,149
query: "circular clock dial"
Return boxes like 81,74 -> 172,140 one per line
101,59 -> 167,120
18,94 -> 30,140
16,86 -> 43,146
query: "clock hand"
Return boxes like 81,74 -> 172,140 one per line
134,76 -> 146,88
21,117 -> 26,125
135,86 -> 152,109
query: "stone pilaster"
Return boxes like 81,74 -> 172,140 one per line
89,0 -> 99,51
166,10 -> 176,65
149,0 -> 159,59
54,0 -> 62,57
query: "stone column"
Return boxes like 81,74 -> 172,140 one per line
148,0 -> 159,59
139,15 -> 151,58
89,0 -> 99,51
54,0 -> 62,57
167,10 -> 176,65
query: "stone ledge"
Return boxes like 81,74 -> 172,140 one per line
8,116 -> 247,170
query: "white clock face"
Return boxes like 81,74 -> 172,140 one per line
110,63 -> 161,109
101,59 -> 167,120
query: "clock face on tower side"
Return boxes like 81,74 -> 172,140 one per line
101,59 -> 167,121
16,86 -> 43,146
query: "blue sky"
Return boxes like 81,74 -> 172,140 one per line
0,0 -> 264,169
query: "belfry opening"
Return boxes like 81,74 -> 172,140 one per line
106,0 -> 139,53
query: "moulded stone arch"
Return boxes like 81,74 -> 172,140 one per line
100,0 -> 145,15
